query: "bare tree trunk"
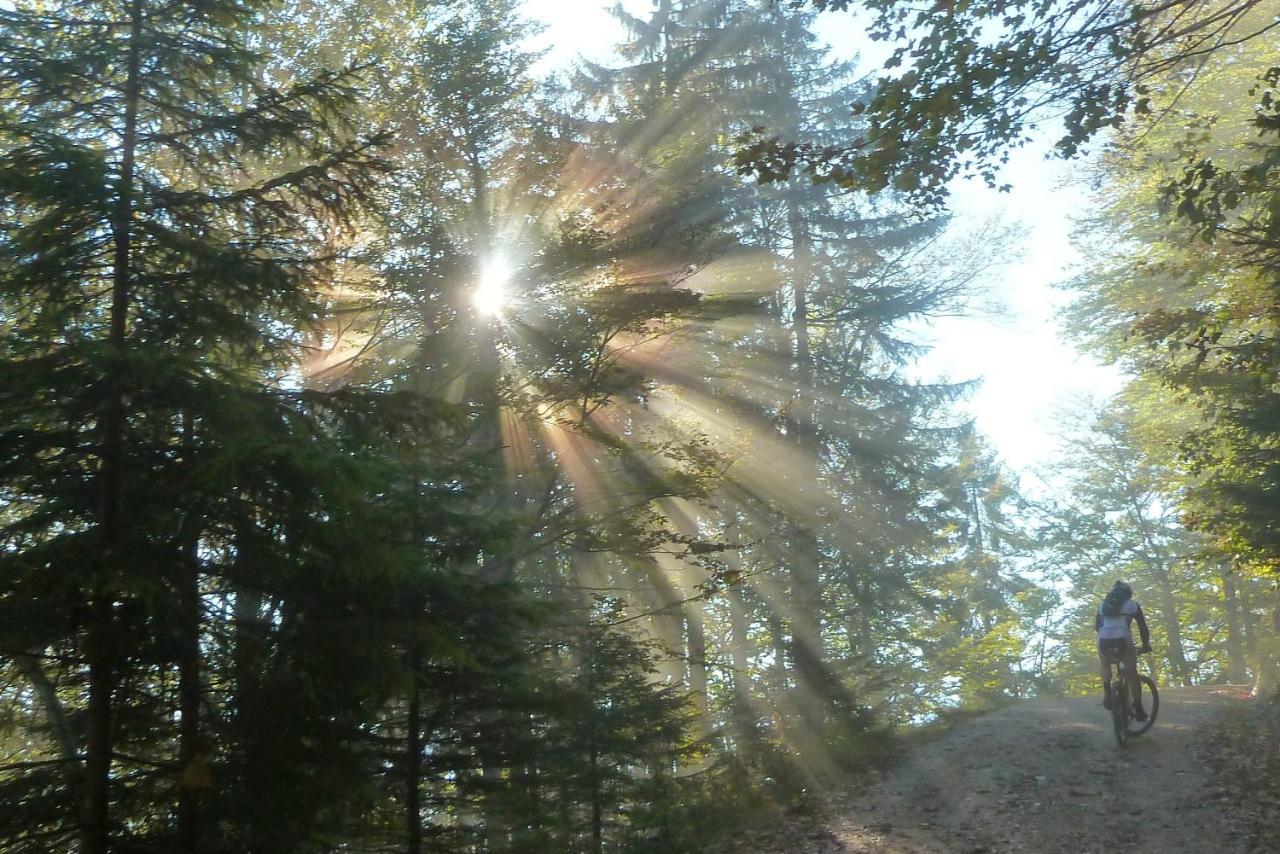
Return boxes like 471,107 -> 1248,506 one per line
786,193 -> 830,731
590,742 -> 603,854
726,520 -> 750,691
232,532 -> 266,851
1126,492 -> 1192,685
687,606 -> 709,723
83,4 -> 143,849
1152,566 -> 1192,686
724,519 -> 757,750
1254,600 -> 1280,697
405,649 -> 423,854
767,604 -> 788,692
175,412 -> 203,851
1241,581 -> 1259,661
81,599 -> 114,854
406,474 -> 424,854
177,524 -> 202,851
13,654 -> 79,787
1221,569 -> 1249,684
728,590 -> 750,679
663,501 -> 712,731
636,558 -> 686,687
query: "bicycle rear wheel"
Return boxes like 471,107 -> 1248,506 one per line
1125,675 -> 1159,737
1111,681 -> 1129,747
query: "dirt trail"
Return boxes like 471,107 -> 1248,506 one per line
736,685 -> 1261,853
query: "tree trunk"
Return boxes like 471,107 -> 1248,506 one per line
1152,567 -> 1192,686
1221,570 -> 1249,684
81,599 -> 115,854
726,520 -> 750,691
231,533 -> 266,851
1253,600 -> 1280,697
1127,493 -> 1192,685
637,558 -> 686,687
406,473 -> 424,854
175,412 -> 203,851
1241,581 -> 1259,661
405,649 -> 423,854
687,606 -> 709,724
14,653 -> 79,787
177,521 -> 202,851
590,743 -> 603,854
725,519 -> 755,747
83,4 -> 143,849
786,192 -> 828,727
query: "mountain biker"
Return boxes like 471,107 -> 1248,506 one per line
1096,580 -> 1152,721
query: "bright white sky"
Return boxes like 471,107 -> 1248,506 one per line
522,0 -> 1125,474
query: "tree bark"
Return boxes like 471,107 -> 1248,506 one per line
1151,565 -> 1192,686
1221,569 -> 1249,684
405,649 -> 423,854
175,412 -> 203,851
1126,493 -> 1192,685
177,521 -> 202,851
687,605 -> 709,724
1241,581 -> 1258,657
83,3 -> 143,849
786,192 -> 828,726
13,653 -> 79,787
406,472 -> 424,854
1253,600 -> 1280,697
231,529 -> 266,851
81,599 -> 114,854
725,519 -> 750,691
590,741 -> 603,854
767,605 -> 787,691
637,558 -> 686,688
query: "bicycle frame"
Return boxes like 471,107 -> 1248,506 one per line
1100,641 -> 1158,746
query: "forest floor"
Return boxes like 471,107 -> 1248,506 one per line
718,685 -> 1276,853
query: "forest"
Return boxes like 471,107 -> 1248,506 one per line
0,0 -> 1277,851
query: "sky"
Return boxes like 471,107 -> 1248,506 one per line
521,0 -> 1125,475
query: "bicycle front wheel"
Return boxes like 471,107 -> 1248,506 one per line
1126,675 -> 1159,737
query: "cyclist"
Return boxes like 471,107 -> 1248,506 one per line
1096,581 -> 1152,720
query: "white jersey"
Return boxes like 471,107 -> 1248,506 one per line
1097,599 -> 1139,640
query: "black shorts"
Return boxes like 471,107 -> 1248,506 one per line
1098,637 -> 1133,662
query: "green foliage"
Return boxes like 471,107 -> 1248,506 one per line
739,0 -> 1275,206
1063,18 -> 1280,692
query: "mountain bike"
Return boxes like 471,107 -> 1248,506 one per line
1101,640 -> 1159,747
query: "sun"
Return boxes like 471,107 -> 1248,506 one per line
475,256 -> 514,316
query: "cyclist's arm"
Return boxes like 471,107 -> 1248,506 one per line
1095,610 -> 1102,632
1134,605 -> 1151,649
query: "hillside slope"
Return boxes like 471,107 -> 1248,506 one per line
726,686 -> 1261,853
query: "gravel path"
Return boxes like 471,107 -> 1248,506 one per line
733,685 -> 1260,853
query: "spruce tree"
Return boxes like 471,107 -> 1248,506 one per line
0,1 -> 395,849
583,1 -> 998,760
262,1 -> 726,845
